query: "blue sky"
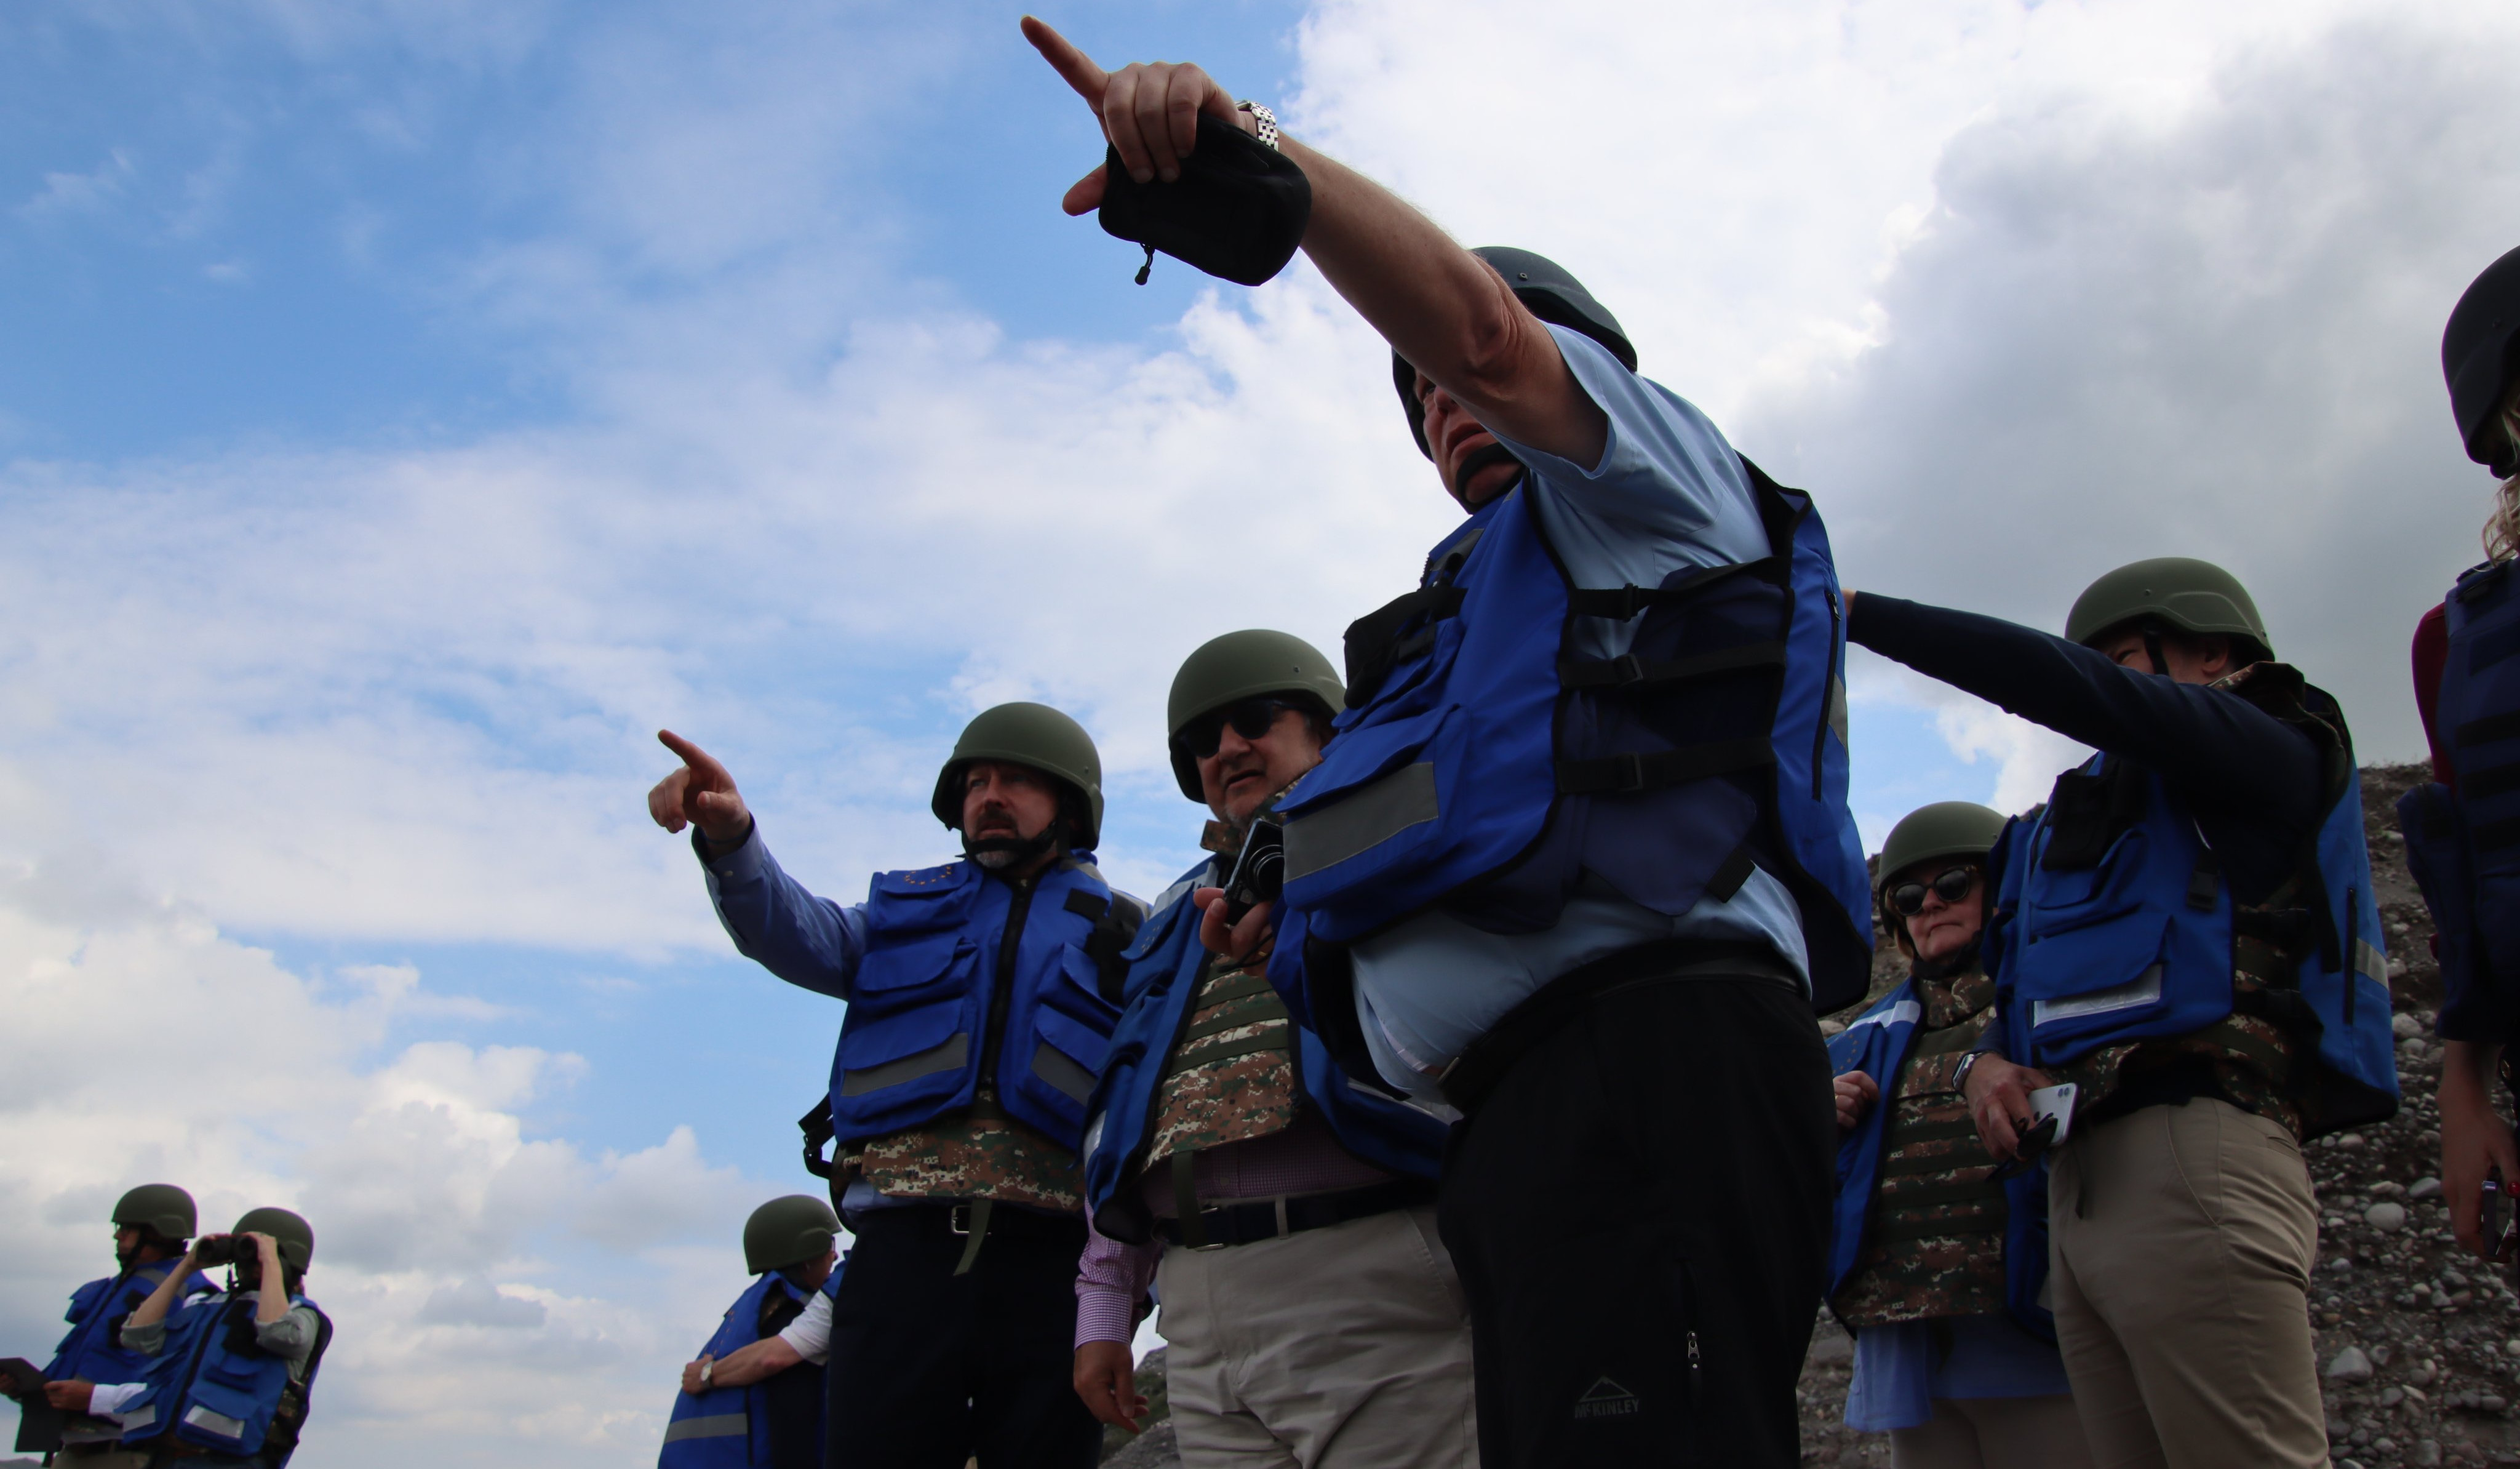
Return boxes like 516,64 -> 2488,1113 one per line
4,0 -> 2511,1462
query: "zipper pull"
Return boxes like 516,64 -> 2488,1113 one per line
1134,244 -> 1154,286
1686,1330 -> 1702,1401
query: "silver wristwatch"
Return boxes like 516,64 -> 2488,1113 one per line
1952,1048 -> 1988,1095
1235,100 -> 1280,151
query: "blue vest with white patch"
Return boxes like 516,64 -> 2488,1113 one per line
1825,983 -> 2052,1340
1079,862 -> 1451,1243
2401,561 -> 2520,1046
118,1291 -> 330,1464
1988,682 -> 2397,1136
831,857 -> 1130,1150
658,1266 -> 841,1469
1272,461 -> 1873,1010
46,1263 -> 213,1389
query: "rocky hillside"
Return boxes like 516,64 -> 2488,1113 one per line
1107,764 -> 2508,1467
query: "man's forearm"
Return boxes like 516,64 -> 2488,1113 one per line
1277,137 -> 1603,464
706,1336 -> 803,1388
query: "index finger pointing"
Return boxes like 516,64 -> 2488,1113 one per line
1020,16 -> 1107,108
656,729 -> 719,772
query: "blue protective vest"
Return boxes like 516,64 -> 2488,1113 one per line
46,1263 -> 214,1387
1987,675 -> 2398,1137
1274,460 -> 1874,1010
119,1290 -> 331,1464
1825,982 -> 2051,1342
2401,561 -> 2520,1044
659,1265 -> 842,1469
1079,862 -> 1451,1243
830,856 -> 1135,1150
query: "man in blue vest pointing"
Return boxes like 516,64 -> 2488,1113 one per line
650,702 -> 1140,1469
1027,20 -> 1874,1468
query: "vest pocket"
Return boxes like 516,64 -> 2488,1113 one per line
2022,825 -> 2152,941
852,931 -> 977,1001
1280,703 -> 1457,883
837,1006 -> 967,1095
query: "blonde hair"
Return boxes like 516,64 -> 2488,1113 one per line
2491,404 -> 2520,564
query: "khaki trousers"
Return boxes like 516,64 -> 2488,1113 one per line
2048,1099 -> 2327,1469
1890,1393 -> 2094,1469
1155,1203 -> 1478,1468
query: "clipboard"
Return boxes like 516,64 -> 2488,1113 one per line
1,1357 -> 67,1454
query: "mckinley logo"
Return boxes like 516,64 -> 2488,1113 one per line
1574,1377 -> 1641,1420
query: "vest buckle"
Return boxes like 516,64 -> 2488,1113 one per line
1607,751 -> 1648,792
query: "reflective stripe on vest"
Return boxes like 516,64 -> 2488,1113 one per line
1274,459 -> 1872,1009
830,857 -> 1132,1149
663,1414 -> 749,1443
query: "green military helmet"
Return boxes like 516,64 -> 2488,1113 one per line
928,702 -> 1106,851
111,1183 -> 197,1243
1165,630 -> 1346,801
231,1207 -> 314,1273
1876,801 -> 2010,899
743,1195 -> 839,1275
2063,557 -> 2273,663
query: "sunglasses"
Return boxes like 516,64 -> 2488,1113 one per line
1174,697 -> 1302,761
1887,866 -> 1979,918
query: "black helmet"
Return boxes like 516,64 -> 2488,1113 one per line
2444,246 -> 2520,477
742,1195 -> 839,1275
1165,630 -> 1345,801
928,702 -> 1106,851
111,1183 -> 197,1243
231,1207 -> 314,1273
2064,557 -> 2272,666
1392,247 -> 1637,459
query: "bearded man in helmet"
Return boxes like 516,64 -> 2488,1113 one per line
663,1195 -> 845,1469
2404,244 -> 2520,1266
111,1207 -> 332,1468
1846,561 -> 2397,1468
4,1184 -> 214,1466
1071,630 -> 1471,1465
1026,21 -> 1872,1468
650,703 -> 1141,1468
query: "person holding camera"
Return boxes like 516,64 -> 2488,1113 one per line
1825,803 -> 2089,1469
650,702 -> 1141,1469
1025,18 -> 1874,1467
2402,245 -> 2520,1263
4,1183 -> 215,1467
663,1196 -> 845,1469
1071,630 -> 1469,1466
1847,562 -> 2397,1469
107,1207 -> 330,1468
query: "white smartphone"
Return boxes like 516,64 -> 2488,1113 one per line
2028,1083 -> 2078,1146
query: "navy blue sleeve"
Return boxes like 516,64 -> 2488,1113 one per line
697,823 -> 868,1001
1848,594 -> 2321,834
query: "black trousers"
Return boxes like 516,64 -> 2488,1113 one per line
1437,974 -> 1836,1469
823,1204 -> 1101,1469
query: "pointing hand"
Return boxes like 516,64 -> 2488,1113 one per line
1021,15 -> 1250,215
651,731 -> 753,846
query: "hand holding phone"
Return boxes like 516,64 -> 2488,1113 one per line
1221,819 -> 1283,926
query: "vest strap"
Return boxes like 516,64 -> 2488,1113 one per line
1556,738 -> 1773,796
1176,1004 -> 1290,1047
1876,1172 -> 2007,1211
1558,639 -> 1787,692
1871,1212 -> 2006,1244
2455,710 -> 2520,748
1190,970 -> 1279,1009
949,1200 -> 992,1277
1563,557 -> 1780,620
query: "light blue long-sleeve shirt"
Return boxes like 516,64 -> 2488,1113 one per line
1350,326 -> 1810,1103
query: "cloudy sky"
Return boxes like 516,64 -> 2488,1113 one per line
2,0 -> 2513,1462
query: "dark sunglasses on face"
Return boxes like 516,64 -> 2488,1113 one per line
1174,697 -> 1301,761
1888,865 -> 1979,917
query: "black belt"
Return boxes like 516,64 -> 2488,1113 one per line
1438,937 -> 1801,1115
851,1199 -> 1085,1246
1153,1177 -> 1433,1249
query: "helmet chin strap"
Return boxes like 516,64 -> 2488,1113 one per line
2142,626 -> 2171,678
1451,442 -> 1528,509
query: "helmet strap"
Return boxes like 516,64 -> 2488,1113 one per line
1449,441 -> 1528,510
2142,627 -> 2171,678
